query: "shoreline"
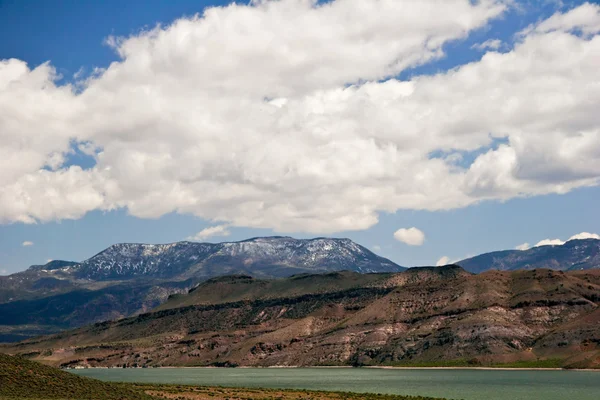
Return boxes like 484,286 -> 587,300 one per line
366,366 -> 567,371
69,365 -> 600,372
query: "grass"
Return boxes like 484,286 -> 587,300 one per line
0,353 -> 152,400
386,358 -> 565,369
386,359 -> 475,368
129,383 -> 448,400
492,359 -> 564,369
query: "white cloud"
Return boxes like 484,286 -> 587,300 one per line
394,227 -> 425,246
568,232 -> 600,240
532,231 -> 600,247
187,224 -> 231,241
21,241 -> 34,247
73,67 -> 85,80
372,245 -> 381,252
471,38 -> 503,51
526,2 -> 600,36
0,268 -> 7,275
0,2 -> 599,233
515,242 -> 530,250
436,256 -> 450,266
535,238 -> 564,247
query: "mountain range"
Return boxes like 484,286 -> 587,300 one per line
0,237 -> 402,342
0,237 -> 598,343
3,266 -> 599,369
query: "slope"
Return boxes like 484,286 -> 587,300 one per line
4,266 -> 599,369
0,353 -> 151,399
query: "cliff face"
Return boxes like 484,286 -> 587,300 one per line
5,266 -> 600,369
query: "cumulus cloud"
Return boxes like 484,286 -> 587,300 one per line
535,238 -> 565,247
394,227 -> 425,246
515,242 -> 530,250
1,1 -> 599,233
569,232 -> 600,240
525,2 -> 600,36
436,256 -> 450,266
471,38 -> 503,51
531,232 -> 600,247
21,241 -> 34,247
187,224 -> 231,241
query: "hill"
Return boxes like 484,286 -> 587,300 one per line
4,266 -> 599,369
0,237 -> 402,342
0,353 -> 151,399
458,239 -> 600,273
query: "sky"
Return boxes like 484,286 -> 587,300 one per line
0,0 -> 599,274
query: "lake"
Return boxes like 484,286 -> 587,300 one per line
72,367 -> 600,400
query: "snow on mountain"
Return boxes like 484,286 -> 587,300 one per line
58,237 -> 404,281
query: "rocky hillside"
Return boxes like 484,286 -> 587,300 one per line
458,239 -> 600,273
5,266 -> 599,369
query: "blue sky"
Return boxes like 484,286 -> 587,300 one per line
0,0 -> 598,273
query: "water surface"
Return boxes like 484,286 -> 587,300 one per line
72,367 -> 600,400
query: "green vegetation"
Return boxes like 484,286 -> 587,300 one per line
129,383 -> 448,400
387,359 -> 475,368
0,353 -> 152,400
492,358 -> 564,369
157,271 -> 391,311
387,358 -> 566,369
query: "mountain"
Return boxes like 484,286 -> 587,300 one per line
0,237 -> 403,342
4,236 -> 598,346
0,237 -> 402,292
4,266 -> 599,369
458,239 -> 600,273
72,236 -> 403,280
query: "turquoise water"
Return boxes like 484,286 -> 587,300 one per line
72,367 -> 600,400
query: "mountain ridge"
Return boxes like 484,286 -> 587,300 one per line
2,237 -> 599,344
3,265 -> 599,369
33,236 -> 404,281
458,238 -> 600,273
